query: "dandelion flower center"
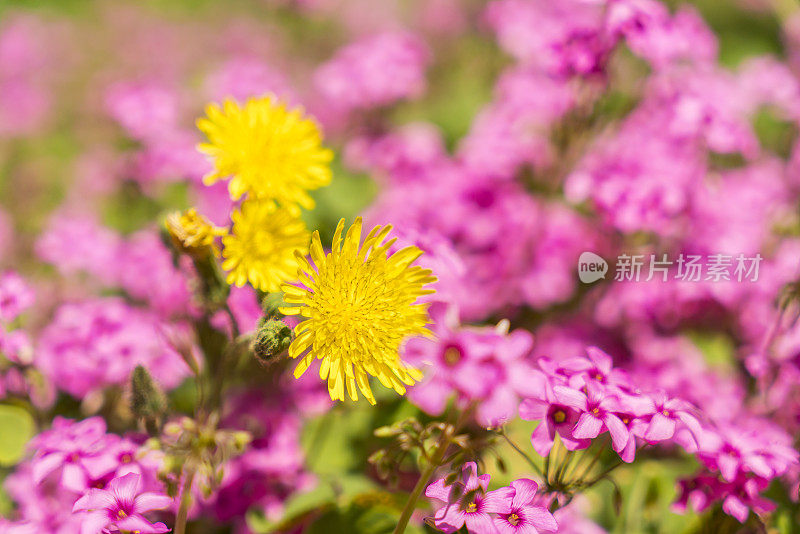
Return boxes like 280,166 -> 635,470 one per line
196,96 -> 333,209
221,200 -> 310,292
280,217 -> 436,404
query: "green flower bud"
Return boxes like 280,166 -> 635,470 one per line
252,319 -> 293,366
130,365 -> 167,428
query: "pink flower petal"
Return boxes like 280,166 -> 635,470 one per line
604,414 -> 630,452
553,385 -> 588,411
510,478 -> 539,507
644,413 -> 676,442
530,421 -> 555,457
572,413 -> 602,439
116,513 -> 170,533
481,487 -> 515,514
134,492 -> 173,513
73,488 -> 115,513
525,505 -> 559,532
77,510 -> 110,534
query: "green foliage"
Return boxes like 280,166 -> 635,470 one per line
764,477 -> 800,534
599,459 -> 700,534
670,0 -> 784,67
248,400 -> 426,533
753,108 -> 799,159
0,404 -> 35,466
688,331 -> 737,372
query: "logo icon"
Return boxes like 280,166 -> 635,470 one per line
578,252 -> 608,283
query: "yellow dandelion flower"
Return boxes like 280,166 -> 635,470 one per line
280,217 -> 437,404
196,96 -> 333,209
165,208 -> 226,258
221,200 -> 310,292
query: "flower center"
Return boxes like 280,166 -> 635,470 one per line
117,509 -> 128,519
443,346 -> 462,367
594,373 -> 604,382
465,502 -> 478,513
662,410 -> 670,417
120,454 -> 132,464
591,407 -> 600,415
553,410 -> 566,423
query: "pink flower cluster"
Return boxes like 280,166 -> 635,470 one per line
365,169 -> 600,320
313,31 -> 430,114
0,16 -> 59,137
425,462 -> 557,534
3,417 -> 168,533
520,347 -> 798,522
35,298 -> 190,398
36,214 -> 195,318
0,272 -> 51,407
404,304 -> 541,427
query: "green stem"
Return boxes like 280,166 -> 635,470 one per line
223,303 -> 240,340
555,450 -> 573,486
392,430 -> 451,534
579,459 -> 624,489
544,449 -> 551,485
174,467 -> 197,534
549,436 -> 565,487
498,428 -> 544,477
393,404 -> 476,534
574,444 -> 604,484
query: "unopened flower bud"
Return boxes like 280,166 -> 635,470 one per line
164,208 -> 226,259
252,319 -> 293,366
131,365 -> 167,429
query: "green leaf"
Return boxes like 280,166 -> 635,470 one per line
688,332 -> 736,372
246,475 -> 380,533
0,404 -> 35,466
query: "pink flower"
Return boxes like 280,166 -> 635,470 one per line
73,473 -> 172,534
35,213 -> 123,285
104,81 -> 179,142
314,32 -> 429,112
519,381 -> 591,457
30,417 -> 114,493
425,462 -> 514,533
675,473 -> 776,523
204,57 -> 295,104
611,2 -> 717,69
405,304 -> 543,425
0,271 -> 34,323
484,0 -> 610,75
552,382 -> 630,453
556,346 -> 630,390
36,298 -> 190,398
493,479 -> 557,534
640,392 -> 704,450
116,230 -> 194,318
